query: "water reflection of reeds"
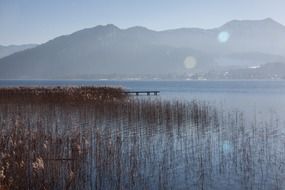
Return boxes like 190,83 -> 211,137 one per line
0,93 -> 285,189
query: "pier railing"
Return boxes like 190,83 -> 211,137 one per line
125,91 -> 160,96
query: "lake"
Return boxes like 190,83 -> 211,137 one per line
1,80 -> 285,116
1,80 -> 285,189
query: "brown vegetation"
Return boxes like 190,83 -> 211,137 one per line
0,89 -> 285,189
0,86 -> 127,103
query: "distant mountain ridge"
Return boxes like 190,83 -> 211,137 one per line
0,18 -> 285,79
0,44 -> 38,59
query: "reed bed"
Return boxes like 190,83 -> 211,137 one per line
0,86 -> 127,103
0,90 -> 285,190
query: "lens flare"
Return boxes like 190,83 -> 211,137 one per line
184,56 -> 197,69
218,31 -> 230,43
222,141 -> 233,154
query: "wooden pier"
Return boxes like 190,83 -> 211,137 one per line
125,91 -> 160,96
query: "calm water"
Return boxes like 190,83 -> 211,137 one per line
1,80 -> 285,116
1,80 -> 285,189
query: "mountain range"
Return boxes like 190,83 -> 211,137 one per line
0,44 -> 37,59
0,18 -> 285,79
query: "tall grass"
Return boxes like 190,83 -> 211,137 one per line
0,87 -> 127,103
0,88 -> 285,189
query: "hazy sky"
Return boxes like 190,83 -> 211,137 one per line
1,0 -> 285,45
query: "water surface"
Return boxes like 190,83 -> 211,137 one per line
1,80 -> 285,116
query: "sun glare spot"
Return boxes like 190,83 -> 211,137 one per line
222,141 -> 233,153
184,56 -> 197,69
218,31 -> 230,43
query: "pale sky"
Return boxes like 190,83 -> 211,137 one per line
1,0 -> 285,45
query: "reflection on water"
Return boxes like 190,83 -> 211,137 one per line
1,99 -> 285,189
